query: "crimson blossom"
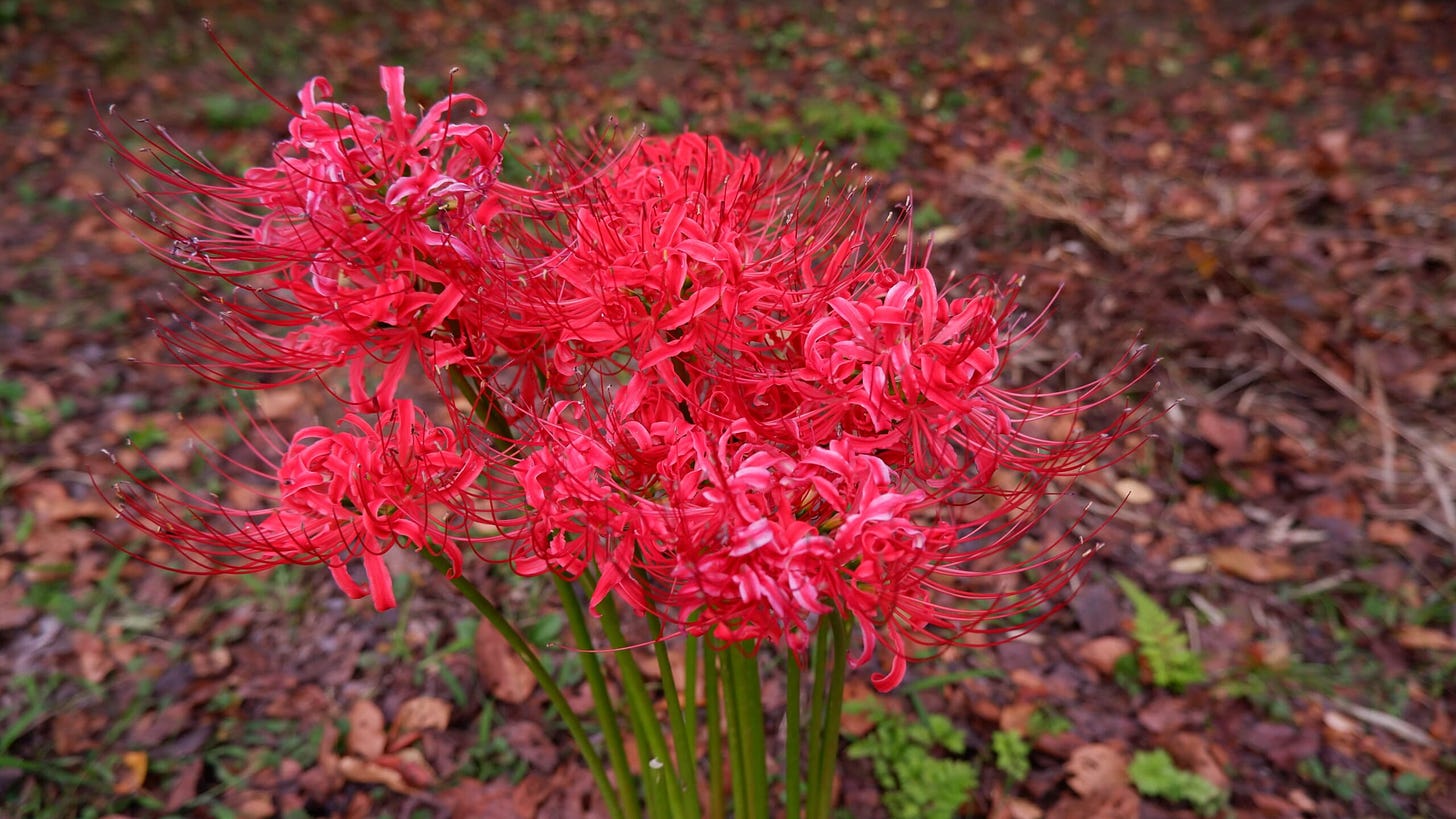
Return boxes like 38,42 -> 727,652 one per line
102,67 -> 1154,691
95,66 -> 505,406
110,400 -> 484,612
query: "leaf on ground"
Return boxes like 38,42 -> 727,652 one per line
164,758 -> 203,812
1046,786 -> 1140,819
388,695 -> 451,751
50,709 -> 105,755
337,754 -> 415,794
70,629 -> 114,684
437,779 -> 521,819
1164,732 -> 1232,791
374,747 -> 438,789
474,621 -> 537,704
112,750 -> 148,795
345,698 -> 387,759
1065,743 -> 1130,798
537,763 -> 609,819
1395,625 -> 1456,652
1112,477 -> 1156,506
1138,696 -> 1197,734
1067,581 -> 1123,637
498,720 -> 558,772
1209,546 -> 1296,583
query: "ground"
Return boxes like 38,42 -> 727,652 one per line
1,0 -> 1454,817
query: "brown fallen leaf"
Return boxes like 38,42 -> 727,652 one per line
164,758 -> 204,812
1112,477 -> 1156,506
838,678 -> 894,738
1210,546 -> 1296,583
23,478 -> 113,523
1065,743 -> 1129,798
1000,701 -> 1039,734
1138,696 -> 1196,734
227,789 -> 277,819
1077,636 -> 1135,677
1195,409 -> 1248,463
71,630 -> 115,684
113,750 -> 148,795
498,720 -> 559,772
475,621 -> 537,705
990,791 -> 1044,819
337,755 -> 414,794
345,699 -> 387,759
374,747 -> 438,789
1395,625 -> 1456,652
1047,786 -> 1139,819
439,779 -> 522,819
51,709 -> 105,755
1164,732 -> 1231,791
388,695 -> 452,751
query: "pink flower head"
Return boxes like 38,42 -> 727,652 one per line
109,400 -> 484,611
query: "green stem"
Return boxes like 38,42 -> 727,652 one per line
448,366 -> 514,445
642,608 -> 700,819
785,654 -> 802,818
721,647 -> 749,819
808,615 -> 848,819
705,641 -> 725,819
553,575 -> 640,819
421,550 -> 624,819
805,625 -> 830,818
598,596 -> 689,819
683,633 -> 700,799
731,648 -> 769,819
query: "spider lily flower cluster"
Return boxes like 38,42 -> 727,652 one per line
100,67 -> 1150,694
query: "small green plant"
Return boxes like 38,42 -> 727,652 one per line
1128,749 -> 1226,817
1025,706 -> 1071,738
911,202 -> 944,232
990,729 -> 1030,785
0,378 -> 55,444
1115,574 -> 1205,691
799,97 -> 908,170
845,707 -> 977,819
1298,757 -> 1359,802
199,93 -> 278,131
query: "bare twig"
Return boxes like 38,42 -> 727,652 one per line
961,161 -> 1131,256
1245,318 -> 1456,474
1354,344 -> 1398,496
1325,697 -> 1439,749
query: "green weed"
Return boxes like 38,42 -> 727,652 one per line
844,705 -> 977,819
1115,574 -> 1205,692
1128,749 -> 1227,817
990,729 -> 1030,785
199,94 -> 279,131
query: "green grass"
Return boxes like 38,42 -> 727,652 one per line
725,95 -> 909,170
0,561 -> 341,818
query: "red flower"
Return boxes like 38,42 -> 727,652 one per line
108,400 -> 484,611
103,69 -> 1155,690
95,67 -> 503,404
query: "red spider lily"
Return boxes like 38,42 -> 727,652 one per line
107,400 -> 484,611
93,67 -> 504,405
442,129 -> 1155,690
447,132 -> 897,401
103,67 -> 1155,691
